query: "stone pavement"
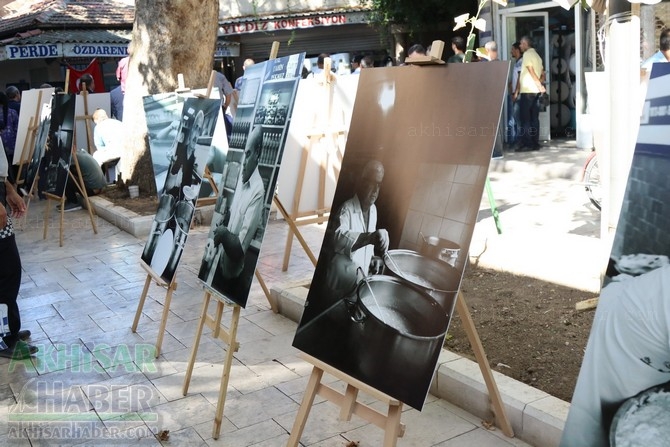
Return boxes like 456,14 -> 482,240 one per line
2,192 -> 534,446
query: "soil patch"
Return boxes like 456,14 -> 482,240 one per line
446,266 -> 598,402
100,187 -> 158,216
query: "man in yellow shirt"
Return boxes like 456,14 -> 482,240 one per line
514,36 -> 546,151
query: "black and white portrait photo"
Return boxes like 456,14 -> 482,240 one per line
141,97 -> 222,283
42,93 -> 76,197
292,62 -> 510,410
561,63 -> 670,447
197,53 -> 305,307
21,102 -> 51,196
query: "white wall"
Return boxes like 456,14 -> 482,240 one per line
221,0 -> 363,18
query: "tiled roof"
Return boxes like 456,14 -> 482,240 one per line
0,0 -> 134,38
5,28 -> 131,45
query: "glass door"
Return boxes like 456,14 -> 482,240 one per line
501,12 -> 551,141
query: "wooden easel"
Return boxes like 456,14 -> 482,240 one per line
42,133 -> 98,247
76,87 -> 96,155
289,42 -> 514,444
131,261 -> 178,358
281,56 -> 345,271
15,90 -> 45,192
288,354 -> 406,447
182,288 -> 241,439
131,72 -> 214,356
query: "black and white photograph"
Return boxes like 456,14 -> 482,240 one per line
42,93 -> 76,197
141,97 -> 222,284
561,63 -> 670,447
198,53 -> 305,307
292,62 -> 510,410
21,102 -> 51,196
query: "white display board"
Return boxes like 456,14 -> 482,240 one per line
276,75 -> 359,216
74,93 -> 110,153
13,87 -> 55,165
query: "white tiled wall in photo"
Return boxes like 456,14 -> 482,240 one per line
400,163 -> 488,268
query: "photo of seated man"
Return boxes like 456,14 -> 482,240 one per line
199,125 -> 265,301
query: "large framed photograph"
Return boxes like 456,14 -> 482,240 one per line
141,97 -> 223,283
197,53 -> 305,307
292,62 -> 510,410
561,62 -> 670,447
42,94 -> 76,197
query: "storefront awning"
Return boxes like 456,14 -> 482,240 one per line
0,29 -> 131,61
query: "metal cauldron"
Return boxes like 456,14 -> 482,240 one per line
383,249 -> 460,316
419,232 -> 460,267
345,275 -> 449,409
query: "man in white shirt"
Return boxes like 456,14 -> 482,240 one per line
324,160 -> 389,300
92,109 -> 124,165
209,125 -> 265,295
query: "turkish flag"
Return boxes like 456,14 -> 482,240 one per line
67,58 -> 106,93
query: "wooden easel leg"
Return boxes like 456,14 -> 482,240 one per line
131,274 -> 152,332
281,231 -> 295,272
43,197 -> 51,240
212,305 -> 241,440
183,291 -> 212,396
273,196 -> 317,267
58,197 -> 65,247
287,366 -> 324,447
212,300 -> 224,339
339,384 -> 358,420
254,270 -> 277,312
154,281 -> 176,358
456,291 -> 514,437
383,402 -> 403,447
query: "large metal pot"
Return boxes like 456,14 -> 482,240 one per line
419,232 -> 460,267
383,249 -> 460,316
344,275 -> 449,409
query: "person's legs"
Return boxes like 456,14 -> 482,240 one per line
518,94 -> 533,149
0,235 -> 22,348
529,94 -> 541,149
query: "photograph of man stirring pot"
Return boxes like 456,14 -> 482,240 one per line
293,62 -> 509,410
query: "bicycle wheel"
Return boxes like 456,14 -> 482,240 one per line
584,155 -> 602,211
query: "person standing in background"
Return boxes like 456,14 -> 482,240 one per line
484,41 -> 499,61
447,37 -> 466,63
508,41 -> 523,147
0,92 -> 19,183
5,86 -> 21,115
515,35 -> 545,151
234,58 -> 255,91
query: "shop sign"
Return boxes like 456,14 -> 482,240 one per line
4,43 -> 129,60
62,43 -> 129,57
219,11 -> 368,36
215,45 -> 240,58
5,44 -> 60,60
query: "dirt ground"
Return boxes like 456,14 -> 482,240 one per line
447,266 -> 598,403
100,188 -> 598,403
100,186 -> 158,216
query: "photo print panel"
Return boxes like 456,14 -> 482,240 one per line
13,87 -> 54,165
141,97 -> 222,284
143,92 -> 191,195
293,62 -> 510,410
21,102 -> 52,196
561,63 -> 670,447
42,93 -> 76,198
198,52 -> 305,307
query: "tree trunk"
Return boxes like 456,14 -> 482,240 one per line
120,0 -> 219,195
